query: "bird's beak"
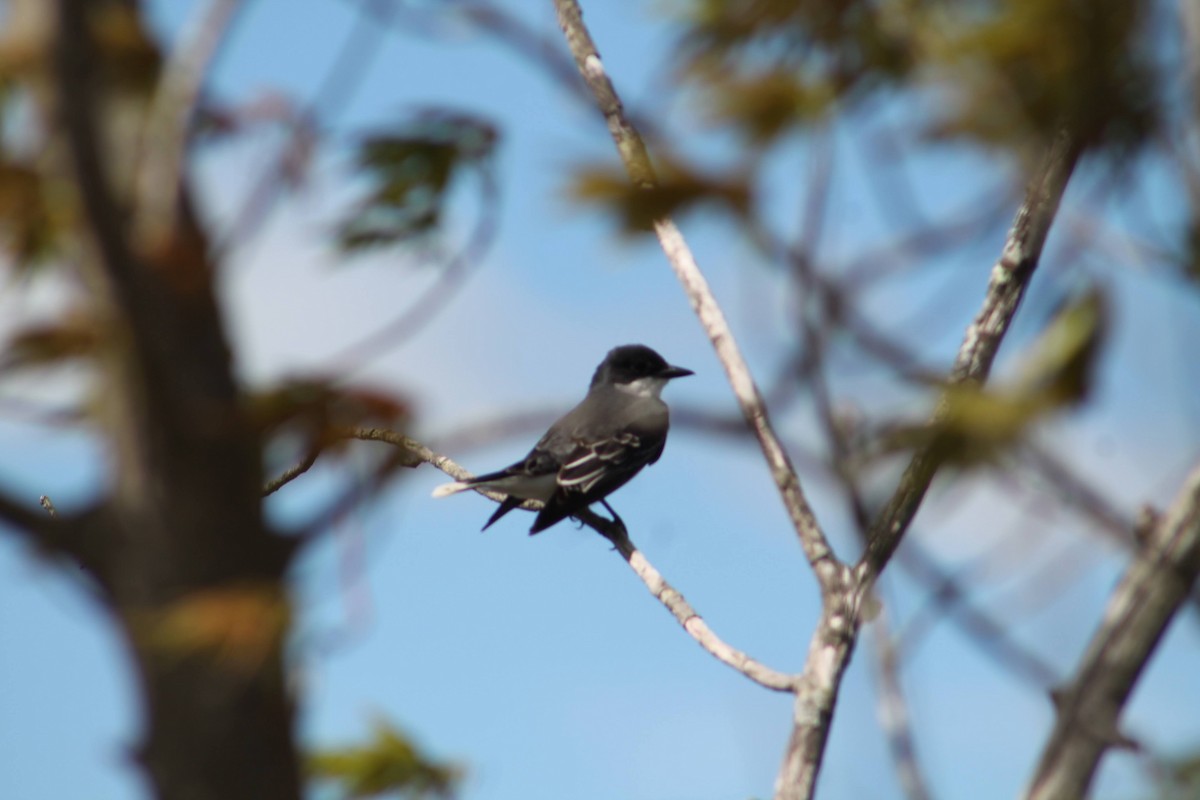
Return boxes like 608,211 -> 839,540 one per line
660,365 -> 694,380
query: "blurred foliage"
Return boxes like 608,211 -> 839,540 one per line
88,1 -> 162,91
131,581 -> 290,674
250,379 -> 410,467
337,112 -> 497,254
889,289 -> 1106,465
1012,288 -> 1107,405
672,0 -> 1160,155
1147,751 -> 1200,800
0,312 -> 99,373
0,159 -> 59,269
929,0 -> 1159,154
0,2 -> 163,272
677,0 -> 921,141
309,719 -> 460,799
571,158 -> 751,231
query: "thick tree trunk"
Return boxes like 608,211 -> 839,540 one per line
10,1 -> 303,797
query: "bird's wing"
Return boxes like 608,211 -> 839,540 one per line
527,430 -> 664,534
556,431 -> 660,495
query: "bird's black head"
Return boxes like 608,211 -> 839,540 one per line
591,344 -> 694,388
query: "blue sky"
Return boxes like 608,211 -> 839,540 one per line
2,1 -> 1200,799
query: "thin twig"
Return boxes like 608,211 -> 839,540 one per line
225,0 -> 393,248
1024,460 -> 1200,800
585,512 -> 798,692
322,168 -> 500,373
896,543 -> 1060,688
39,494 -> 58,518
0,491 -> 62,546
0,488 -> 103,580
869,608 -> 935,800
263,448 -> 321,497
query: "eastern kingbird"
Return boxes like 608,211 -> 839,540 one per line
432,344 -> 693,533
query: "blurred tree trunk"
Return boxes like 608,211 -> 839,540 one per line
8,1 -> 301,797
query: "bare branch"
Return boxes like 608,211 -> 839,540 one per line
321,168 -> 500,372
0,488 -> 113,590
775,132 -> 1080,800
39,494 -> 58,518
1024,461 -> 1200,800
288,444 -> 416,546
226,0 -> 393,248
870,610 -> 934,800
356,429 -> 797,691
546,7 -> 1087,798
584,512 -> 799,693
773,587 -> 855,800
0,489 -> 69,549
263,448 -> 321,497
897,542 -> 1061,689
551,0 -> 838,585
857,129 -> 1082,585
135,0 -> 247,252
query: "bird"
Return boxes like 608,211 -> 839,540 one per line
432,344 -> 693,534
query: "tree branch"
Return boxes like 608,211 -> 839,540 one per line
857,129 -> 1082,585
0,488 -> 77,555
775,133 -> 1081,800
1024,461 -> 1200,800
578,509 -> 799,692
551,0 -> 838,588
350,429 -> 797,691
225,0 -> 393,248
263,448 -> 322,497
869,609 -> 934,800
135,0 -> 246,252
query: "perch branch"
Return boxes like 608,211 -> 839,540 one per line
346,429 -> 798,691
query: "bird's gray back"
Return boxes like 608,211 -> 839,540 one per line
535,385 -> 667,460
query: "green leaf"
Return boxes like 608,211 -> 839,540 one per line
309,719 -> 460,799
570,160 -> 751,232
675,0 -> 920,140
887,288 -> 1107,466
1014,287 -> 1107,406
929,0 -> 1159,155
337,112 -> 497,254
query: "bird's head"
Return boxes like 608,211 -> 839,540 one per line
592,344 -> 694,397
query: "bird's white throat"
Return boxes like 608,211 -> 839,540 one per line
616,376 -> 668,399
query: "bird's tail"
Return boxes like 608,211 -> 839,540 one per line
431,481 -> 472,498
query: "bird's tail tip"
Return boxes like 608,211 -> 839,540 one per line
431,481 -> 471,498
